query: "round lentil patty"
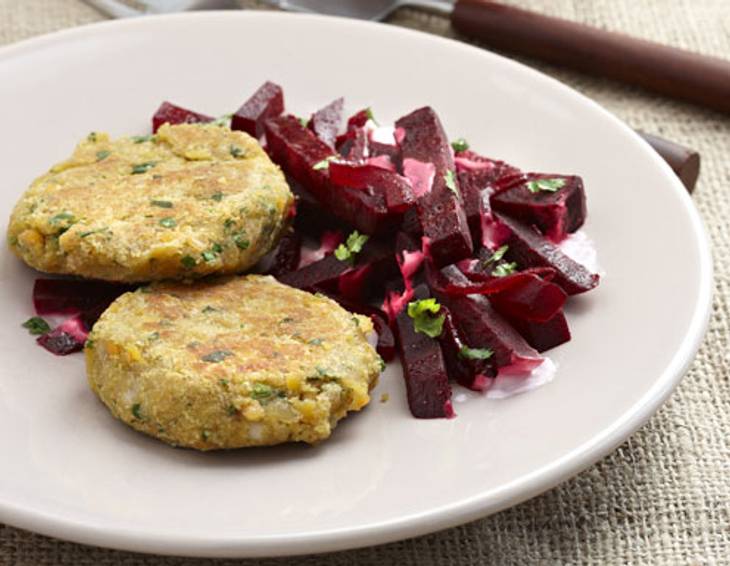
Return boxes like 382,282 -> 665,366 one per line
7,123 -> 293,282
85,275 -> 383,449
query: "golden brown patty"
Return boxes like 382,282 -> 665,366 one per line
85,275 -> 383,449
7,124 -> 293,282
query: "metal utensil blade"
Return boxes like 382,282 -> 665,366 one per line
270,0 -> 400,20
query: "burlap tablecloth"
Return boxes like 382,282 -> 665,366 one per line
0,1 -> 728,564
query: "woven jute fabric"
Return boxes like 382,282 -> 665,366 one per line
1,1 -> 728,564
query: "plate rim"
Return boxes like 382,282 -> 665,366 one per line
0,10 -> 713,558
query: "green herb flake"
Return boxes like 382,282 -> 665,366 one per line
489,245 -> 509,264
50,212 -> 75,224
201,430 -> 211,441
234,234 -> 250,250
85,339 -> 94,349
212,113 -> 233,127
251,383 -> 274,400
181,255 -> 197,269
211,243 -> 223,254
308,338 -> 324,346
407,298 -> 445,338
131,161 -> 157,175
492,261 -> 518,277
131,135 -> 154,144
365,107 -> 378,125
201,350 -> 233,363
229,145 -> 245,158
201,250 -> 216,262
226,404 -> 237,416
159,217 -> 177,229
444,169 -> 459,196
379,357 -> 386,372
224,218 -> 235,231
96,150 -> 111,161
211,192 -> 224,202
131,403 -> 142,420
202,305 -> 218,313
451,138 -> 469,152
459,346 -> 494,360
298,117 -> 309,127
151,200 -> 173,208
22,316 -> 50,335
525,177 -> 566,193
79,227 -> 107,238
312,156 -> 336,170
219,379 -> 229,388
87,132 -> 98,143
334,230 -> 369,264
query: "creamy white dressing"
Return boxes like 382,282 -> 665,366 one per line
485,357 -> 557,399
559,230 -> 603,275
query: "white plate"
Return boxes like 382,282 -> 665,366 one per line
0,12 -> 711,558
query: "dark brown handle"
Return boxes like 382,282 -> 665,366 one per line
637,132 -> 700,193
451,0 -> 730,114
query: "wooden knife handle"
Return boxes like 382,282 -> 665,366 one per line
451,0 -> 730,114
637,132 -> 700,193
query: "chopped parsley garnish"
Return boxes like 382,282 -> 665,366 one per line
407,298 -> 445,338
251,383 -> 274,400
226,404 -> 237,416
308,338 -> 324,346
202,305 -> 217,313
492,261 -> 518,277
211,113 -> 233,127
131,403 -> 142,420
96,150 -> 111,161
131,135 -> 154,144
201,250 -> 216,262
181,255 -> 196,269
201,430 -> 211,441
211,192 -> 224,202
22,316 -> 50,335
298,116 -> 309,127
79,227 -> 107,238
379,357 -> 386,372
229,145 -> 244,158
451,138 -> 469,152
87,132 -> 98,143
365,107 -> 378,125
334,230 -> 369,264
151,200 -> 173,208
211,243 -> 223,253
487,245 -> 509,264
312,156 -> 336,170
201,350 -> 233,363
50,212 -> 75,224
234,234 -> 250,250
85,339 -> 94,349
459,346 -> 494,360
131,161 -> 157,175
525,177 -> 566,193
159,217 -> 177,228
444,169 -> 459,196
224,218 -> 236,231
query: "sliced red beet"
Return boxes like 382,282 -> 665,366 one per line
37,314 -> 89,356
395,284 -> 454,419
337,127 -> 369,161
439,310 -> 497,391
346,108 -> 370,130
298,230 -> 343,268
456,150 -> 521,242
291,185 -> 351,237
328,162 -> 416,213
267,228 -> 302,278
265,115 -> 397,234
497,309 -> 572,353
491,174 -> 586,242
152,101 -> 212,133
231,81 -> 284,138
33,279 -> 132,323
496,213 -> 599,295
488,274 -> 567,323
430,265 -> 542,371
396,107 -> 473,267
382,232 -> 425,324
309,97 -> 344,148
278,239 -> 396,302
